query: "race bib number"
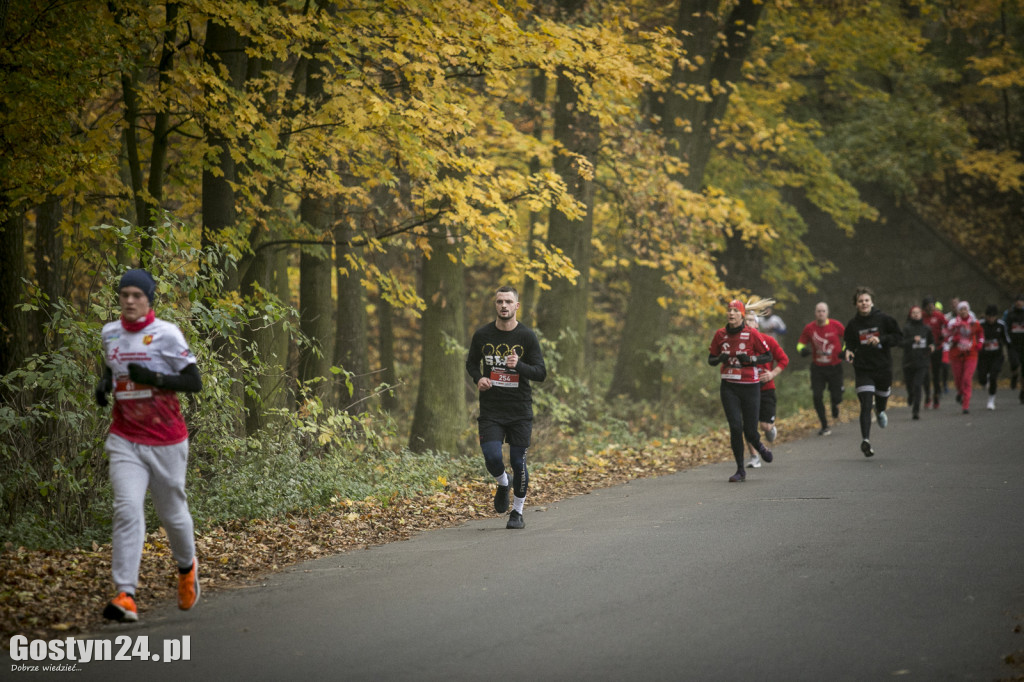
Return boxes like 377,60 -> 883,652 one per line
984,339 -> 999,351
721,368 -> 743,382
489,369 -> 519,388
858,329 -> 879,345
114,379 -> 152,401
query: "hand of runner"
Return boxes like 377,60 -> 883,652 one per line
478,377 -> 492,391
506,350 -> 518,369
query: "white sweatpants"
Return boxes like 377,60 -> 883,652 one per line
106,433 -> 195,595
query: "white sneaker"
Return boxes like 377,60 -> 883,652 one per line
986,396 -> 995,410
877,410 -> 888,428
767,425 -> 777,442
746,453 -> 762,468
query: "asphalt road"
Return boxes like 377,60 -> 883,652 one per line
9,394 -> 1024,681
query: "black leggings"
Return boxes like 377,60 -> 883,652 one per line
926,349 -> 942,403
481,441 -> 529,498
903,364 -> 927,415
810,364 -> 844,428
977,352 -> 1003,395
720,381 -> 762,470
855,369 -> 891,440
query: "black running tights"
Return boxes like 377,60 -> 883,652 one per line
720,381 -> 762,470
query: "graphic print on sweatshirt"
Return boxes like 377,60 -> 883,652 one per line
481,343 -> 526,388
811,329 -> 839,363
858,328 -> 880,345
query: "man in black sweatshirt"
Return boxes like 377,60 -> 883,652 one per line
466,285 -> 547,529
843,286 -> 903,457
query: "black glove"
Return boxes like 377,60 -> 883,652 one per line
735,353 -> 751,366
94,372 -> 112,407
708,354 -> 723,366
799,346 -> 811,357
128,363 -> 162,387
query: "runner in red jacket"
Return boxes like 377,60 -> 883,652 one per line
944,301 -> 984,414
796,302 -> 845,435
708,299 -> 774,482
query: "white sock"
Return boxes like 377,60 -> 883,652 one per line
512,495 -> 525,514
496,472 -> 509,487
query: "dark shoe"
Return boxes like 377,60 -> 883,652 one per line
832,405 -> 840,419
933,400 -> 940,409
506,510 -> 525,529
757,442 -> 773,463
912,413 -> 920,420
493,481 -> 510,513
818,426 -> 832,436
860,440 -> 874,458
728,469 -> 746,483
955,393 -> 962,404
962,409 -> 969,415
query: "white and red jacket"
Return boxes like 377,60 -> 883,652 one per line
709,324 -> 773,385
101,311 -> 197,446
944,315 -> 984,359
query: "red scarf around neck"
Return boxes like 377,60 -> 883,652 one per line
121,309 -> 155,332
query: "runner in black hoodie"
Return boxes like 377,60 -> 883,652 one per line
466,285 -> 546,530
843,287 -> 903,457
901,305 -> 935,420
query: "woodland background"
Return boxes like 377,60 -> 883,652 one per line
1,0 -> 1022,550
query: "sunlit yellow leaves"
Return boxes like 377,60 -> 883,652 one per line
956,149 -> 1024,194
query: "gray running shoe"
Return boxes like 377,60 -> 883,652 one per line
494,481 -> 510,513
506,510 -> 525,529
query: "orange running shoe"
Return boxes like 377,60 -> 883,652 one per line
177,558 -> 200,610
102,592 -> 139,622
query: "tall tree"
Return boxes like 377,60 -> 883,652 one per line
408,227 -> 467,454
200,16 -> 248,292
297,51 -> 335,406
0,210 -> 26,377
608,0 -> 766,401
334,216 -> 371,412
535,64 -> 598,379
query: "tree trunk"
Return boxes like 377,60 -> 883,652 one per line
0,207 -> 27,377
608,0 -> 765,401
519,68 -> 547,327
334,222 -> 370,413
535,68 -> 597,379
408,229 -> 467,454
113,2 -> 179,264
241,229 -> 292,434
298,197 -> 335,406
33,195 -> 64,347
200,17 -> 246,292
377,289 -> 399,413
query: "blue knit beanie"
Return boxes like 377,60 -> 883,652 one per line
118,269 -> 156,303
